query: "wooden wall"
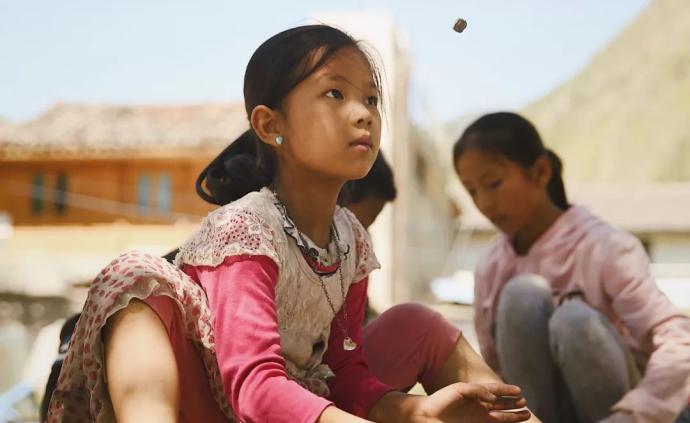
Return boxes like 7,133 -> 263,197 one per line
0,157 -> 217,225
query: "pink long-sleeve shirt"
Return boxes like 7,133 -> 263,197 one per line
180,255 -> 392,422
474,205 -> 690,422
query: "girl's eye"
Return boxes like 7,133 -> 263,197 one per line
366,96 -> 379,106
488,180 -> 503,190
326,89 -> 344,99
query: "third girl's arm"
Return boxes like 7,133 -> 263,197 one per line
600,234 -> 690,422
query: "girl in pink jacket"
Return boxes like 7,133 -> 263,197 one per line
453,112 -> 690,423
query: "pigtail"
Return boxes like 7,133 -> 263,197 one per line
545,149 -> 569,210
196,130 -> 269,205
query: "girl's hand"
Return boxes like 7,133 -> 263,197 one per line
598,412 -> 633,423
410,382 -> 531,423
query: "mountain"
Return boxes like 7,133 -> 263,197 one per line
523,0 -> 690,183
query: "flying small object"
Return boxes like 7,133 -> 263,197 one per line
453,18 -> 468,33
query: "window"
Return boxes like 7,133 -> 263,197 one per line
137,174 -> 150,214
157,173 -> 171,214
31,173 -> 44,215
55,173 -> 68,214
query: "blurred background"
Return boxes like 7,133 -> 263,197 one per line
1,0 -> 689,420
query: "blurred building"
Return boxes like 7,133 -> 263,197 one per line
0,103 -> 247,225
0,103 -> 246,391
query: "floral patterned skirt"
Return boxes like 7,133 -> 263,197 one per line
46,251 -> 235,422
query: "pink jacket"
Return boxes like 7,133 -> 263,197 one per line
473,205 -> 690,422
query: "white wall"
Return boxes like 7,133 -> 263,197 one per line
649,233 -> 690,263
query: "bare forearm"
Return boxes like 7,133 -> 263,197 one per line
318,405 -> 374,423
368,391 -> 422,423
316,392 -> 421,423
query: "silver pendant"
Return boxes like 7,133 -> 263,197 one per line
343,337 -> 357,351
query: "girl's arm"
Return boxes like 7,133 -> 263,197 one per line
192,255 -> 362,423
600,234 -> 690,422
103,299 -> 180,423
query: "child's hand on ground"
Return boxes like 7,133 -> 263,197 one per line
598,412 -> 632,423
411,382 -> 531,422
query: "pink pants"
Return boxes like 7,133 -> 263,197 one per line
362,303 -> 461,391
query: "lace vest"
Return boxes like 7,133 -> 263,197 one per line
175,188 -> 380,393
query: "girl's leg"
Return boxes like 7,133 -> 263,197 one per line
549,299 -> 640,422
48,252 -> 229,422
496,274 -> 574,423
103,298 -> 180,423
361,302 -> 460,392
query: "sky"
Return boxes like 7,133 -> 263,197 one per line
0,0 -> 651,124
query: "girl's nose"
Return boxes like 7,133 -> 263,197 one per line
353,102 -> 374,128
476,194 -> 496,215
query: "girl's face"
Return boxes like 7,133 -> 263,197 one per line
455,148 -> 544,237
276,47 -> 381,180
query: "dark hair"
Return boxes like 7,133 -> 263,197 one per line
196,25 -> 382,205
196,130 -> 260,205
453,112 -> 569,210
339,151 -> 397,204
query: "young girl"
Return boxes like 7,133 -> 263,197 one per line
453,112 -> 690,423
47,26 -> 532,422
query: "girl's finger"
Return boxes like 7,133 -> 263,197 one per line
488,409 -> 532,422
453,383 -> 497,403
482,383 -> 523,398
487,396 -> 528,410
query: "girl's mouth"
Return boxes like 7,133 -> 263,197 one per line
350,135 -> 373,151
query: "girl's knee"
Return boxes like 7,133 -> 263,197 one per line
383,302 -> 438,323
498,274 -> 553,319
502,274 -> 551,298
549,300 -> 616,356
375,303 -> 458,345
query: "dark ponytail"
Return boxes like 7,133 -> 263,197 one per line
197,25 -> 381,205
195,129 -> 270,205
453,112 -> 569,210
544,149 -> 568,210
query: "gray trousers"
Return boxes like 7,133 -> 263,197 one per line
495,274 -> 689,423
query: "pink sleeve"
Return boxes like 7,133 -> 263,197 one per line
187,255 -> 333,423
601,235 -> 690,422
322,277 -> 394,418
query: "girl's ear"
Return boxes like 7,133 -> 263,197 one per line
250,105 -> 283,147
532,154 -> 553,188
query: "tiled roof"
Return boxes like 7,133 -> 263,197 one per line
0,103 -> 248,160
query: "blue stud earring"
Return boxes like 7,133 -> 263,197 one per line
275,135 -> 284,145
